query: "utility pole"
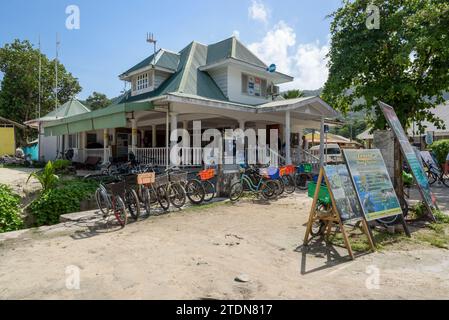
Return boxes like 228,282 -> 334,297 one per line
38,35 -> 42,119
55,33 -> 60,111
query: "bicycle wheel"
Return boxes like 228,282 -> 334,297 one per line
282,174 -> 296,194
185,179 -> 205,205
95,188 -> 110,217
125,189 -> 141,221
113,196 -> 128,228
202,180 -> 216,202
142,188 -> 152,216
295,173 -> 310,190
229,182 -> 244,202
311,220 -> 326,237
275,178 -> 285,196
168,183 -> 187,209
441,173 -> 449,188
427,171 -> 437,185
155,186 -> 170,212
261,181 -> 277,200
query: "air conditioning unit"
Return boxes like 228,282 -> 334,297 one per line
268,85 -> 280,96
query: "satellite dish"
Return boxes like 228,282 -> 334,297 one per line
267,64 -> 276,73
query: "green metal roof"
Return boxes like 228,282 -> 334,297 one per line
117,41 -> 228,104
39,98 -> 91,121
205,37 -> 267,68
121,49 -> 180,76
44,101 -> 154,136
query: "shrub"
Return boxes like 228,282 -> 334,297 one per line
29,179 -> 99,226
0,184 -> 23,233
27,161 -> 59,192
53,159 -> 71,170
429,139 -> 449,165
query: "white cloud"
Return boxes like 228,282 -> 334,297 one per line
232,30 -> 241,39
247,20 -> 329,90
248,0 -> 269,23
248,21 -> 296,75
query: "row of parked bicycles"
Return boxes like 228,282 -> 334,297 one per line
85,153 -> 316,228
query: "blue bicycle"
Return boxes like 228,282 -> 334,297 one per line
229,166 -> 277,201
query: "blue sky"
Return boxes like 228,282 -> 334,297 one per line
0,0 -> 342,99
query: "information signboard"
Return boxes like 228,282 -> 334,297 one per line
324,165 -> 364,223
343,149 -> 403,221
379,102 -> 437,211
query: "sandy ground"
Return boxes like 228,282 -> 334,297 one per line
1,167 -> 449,300
0,167 -> 41,199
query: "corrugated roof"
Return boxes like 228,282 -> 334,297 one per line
40,98 -> 91,121
118,41 -> 228,103
121,49 -> 180,76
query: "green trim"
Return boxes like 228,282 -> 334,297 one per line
44,101 -> 154,136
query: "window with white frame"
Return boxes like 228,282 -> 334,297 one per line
137,73 -> 149,90
68,134 -> 79,149
242,73 -> 268,97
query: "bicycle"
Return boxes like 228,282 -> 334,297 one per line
198,168 -> 217,203
425,161 -> 449,187
229,166 -> 277,202
95,181 -> 128,228
157,167 -> 187,209
295,163 -> 314,190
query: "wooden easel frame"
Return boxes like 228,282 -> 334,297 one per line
304,168 -> 376,260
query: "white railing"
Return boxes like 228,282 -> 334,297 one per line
133,147 -> 168,166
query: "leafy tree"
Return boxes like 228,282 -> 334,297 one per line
283,89 -> 304,100
0,39 -> 82,124
85,91 -> 111,110
322,0 -> 449,132
330,118 -> 368,140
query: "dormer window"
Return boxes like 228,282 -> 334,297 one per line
131,71 -> 155,96
137,73 -> 149,90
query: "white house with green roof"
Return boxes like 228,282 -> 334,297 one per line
31,36 -> 338,167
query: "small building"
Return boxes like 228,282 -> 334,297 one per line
27,36 -> 340,167
0,116 -> 27,156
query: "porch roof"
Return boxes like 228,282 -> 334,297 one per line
43,101 -> 154,136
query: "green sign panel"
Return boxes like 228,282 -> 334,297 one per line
324,165 -> 364,223
379,102 -> 437,209
343,149 -> 403,221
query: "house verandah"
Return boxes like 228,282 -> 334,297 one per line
39,94 -> 339,169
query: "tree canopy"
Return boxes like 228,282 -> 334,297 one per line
0,39 -> 82,124
322,0 -> 449,133
85,92 -> 111,110
282,89 -> 304,100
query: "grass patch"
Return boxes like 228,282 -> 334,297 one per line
184,200 -> 231,213
329,228 -> 407,252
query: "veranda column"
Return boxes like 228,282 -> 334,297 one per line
285,110 -> 292,165
182,120 -> 189,165
103,129 -> 109,164
319,117 -> 325,168
131,119 -> 137,154
239,120 -> 245,130
152,125 -> 157,147
170,113 -> 178,166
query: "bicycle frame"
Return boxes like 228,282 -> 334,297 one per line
240,173 -> 264,192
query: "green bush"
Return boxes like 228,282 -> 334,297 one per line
53,159 -> 72,171
30,179 -> 99,226
429,139 -> 449,165
0,184 -> 23,233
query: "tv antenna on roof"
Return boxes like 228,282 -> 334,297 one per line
146,32 -> 157,67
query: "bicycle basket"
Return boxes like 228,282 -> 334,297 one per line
259,167 -> 279,179
169,171 -> 188,183
199,169 -> 215,181
105,181 -> 126,196
154,174 -> 169,188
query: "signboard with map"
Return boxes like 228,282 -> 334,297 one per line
379,102 -> 437,211
343,149 -> 403,221
324,165 -> 364,223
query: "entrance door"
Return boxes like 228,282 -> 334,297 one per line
116,133 -> 129,159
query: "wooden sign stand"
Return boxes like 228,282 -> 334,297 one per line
304,168 -> 376,260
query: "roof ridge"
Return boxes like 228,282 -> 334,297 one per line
178,42 -> 197,93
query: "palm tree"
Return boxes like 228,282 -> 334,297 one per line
282,89 -> 304,99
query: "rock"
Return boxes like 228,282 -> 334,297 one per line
235,274 -> 250,283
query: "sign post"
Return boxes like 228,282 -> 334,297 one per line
379,102 -> 437,221
343,149 -> 410,237
304,166 -> 375,260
